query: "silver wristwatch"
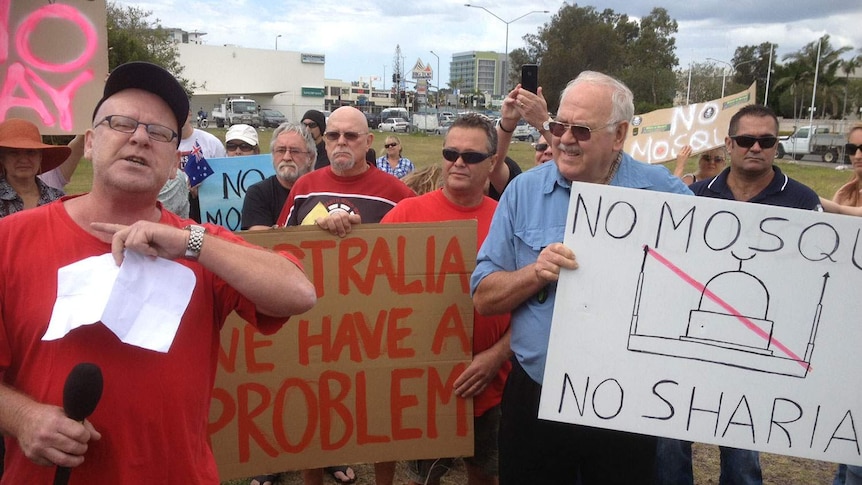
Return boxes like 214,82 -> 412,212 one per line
184,224 -> 206,261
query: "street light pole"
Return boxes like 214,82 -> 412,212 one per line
464,5 -> 549,94
707,57 -> 758,98
275,34 -> 282,51
430,50 -> 440,110
706,57 -> 731,98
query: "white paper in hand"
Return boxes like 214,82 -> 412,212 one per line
44,251 -> 196,353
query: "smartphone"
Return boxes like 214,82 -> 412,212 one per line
521,64 -> 539,94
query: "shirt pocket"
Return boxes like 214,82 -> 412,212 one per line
513,225 -> 565,268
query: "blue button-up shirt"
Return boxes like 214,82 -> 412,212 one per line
470,152 -> 692,383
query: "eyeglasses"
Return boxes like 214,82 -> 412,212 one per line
700,155 -> 724,163
323,131 -> 367,142
226,142 -> 255,152
272,147 -> 309,158
547,120 -> 618,142
442,148 -> 492,164
730,135 -> 778,149
846,143 -> 862,155
534,143 -> 549,152
303,121 -> 318,129
384,143 -> 399,148
96,115 -> 177,143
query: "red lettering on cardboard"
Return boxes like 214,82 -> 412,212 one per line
431,304 -> 471,356
428,364 -> 469,438
319,371 -> 353,450
244,324 -> 275,373
218,326 -> 241,373
340,237 -> 367,295
208,387 -> 236,436
396,235 -> 424,294
355,371 -> 389,445
273,378 -> 317,453
438,236 -> 469,293
391,368 -> 424,440
386,307 -> 415,359
237,383 -> 279,461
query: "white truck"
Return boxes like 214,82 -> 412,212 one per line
777,125 -> 847,163
411,113 -> 438,133
211,96 -> 260,128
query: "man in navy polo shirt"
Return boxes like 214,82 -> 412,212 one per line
656,104 -> 821,485
689,104 -> 821,211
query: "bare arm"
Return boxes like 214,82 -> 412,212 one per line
673,145 -> 692,179
453,329 -> 512,398
821,197 -> 862,215
0,384 -> 101,468
58,135 -> 85,183
474,243 -> 577,315
91,221 -> 316,317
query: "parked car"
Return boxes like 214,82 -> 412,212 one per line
259,108 -> 286,128
378,117 -> 409,132
365,112 -> 382,129
512,120 -> 534,141
435,120 -> 454,136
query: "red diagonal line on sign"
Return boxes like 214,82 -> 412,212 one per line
645,246 -> 809,371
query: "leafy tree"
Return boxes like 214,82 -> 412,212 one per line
780,35 -> 851,119
512,4 -> 678,114
730,42 -> 775,103
620,8 -> 679,112
106,1 -> 195,96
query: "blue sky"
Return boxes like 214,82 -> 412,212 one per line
121,0 -> 862,90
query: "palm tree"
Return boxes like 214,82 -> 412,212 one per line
782,35 -> 851,119
840,54 -> 862,118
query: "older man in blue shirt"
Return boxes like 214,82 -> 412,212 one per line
471,71 -> 691,485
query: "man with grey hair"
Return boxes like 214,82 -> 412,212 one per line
471,71 -> 691,484
241,122 -> 316,230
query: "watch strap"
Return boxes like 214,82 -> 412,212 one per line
184,224 -> 206,261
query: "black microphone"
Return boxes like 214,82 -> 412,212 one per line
54,363 -> 103,485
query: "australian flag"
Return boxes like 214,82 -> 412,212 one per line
184,141 -> 214,187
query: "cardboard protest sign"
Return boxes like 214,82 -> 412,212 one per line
198,155 -> 275,231
540,183 -> 862,466
625,84 -> 756,164
0,0 -> 108,134
209,222 -> 476,479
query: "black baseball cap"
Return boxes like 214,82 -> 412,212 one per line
92,62 -> 189,138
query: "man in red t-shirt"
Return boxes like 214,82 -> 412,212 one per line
0,62 -> 316,484
382,114 -> 512,485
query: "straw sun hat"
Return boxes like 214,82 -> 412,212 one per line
0,119 -> 72,173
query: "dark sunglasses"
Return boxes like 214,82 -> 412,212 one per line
226,142 -> 255,152
547,120 -> 617,142
442,148 -> 491,164
384,143 -> 399,148
731,135 -> 778,149
303,121 -> 318,129
846,143 -> 862,155
534,143 -> 549,152
323,131 -> 365,142
700,155 -> 724,162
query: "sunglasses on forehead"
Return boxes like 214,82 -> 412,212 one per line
730,135 -> 778,149
846,143 -> 862,155
442,148 -> 491,164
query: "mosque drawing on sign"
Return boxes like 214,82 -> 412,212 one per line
627,245 -> 827,378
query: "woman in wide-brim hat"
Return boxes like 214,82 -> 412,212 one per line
0,118 -> 71,218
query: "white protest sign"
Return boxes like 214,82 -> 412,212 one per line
539,182 -> 862,466
624,84 -> 756,164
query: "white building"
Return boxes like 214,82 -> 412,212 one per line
171,30 -> 400,123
